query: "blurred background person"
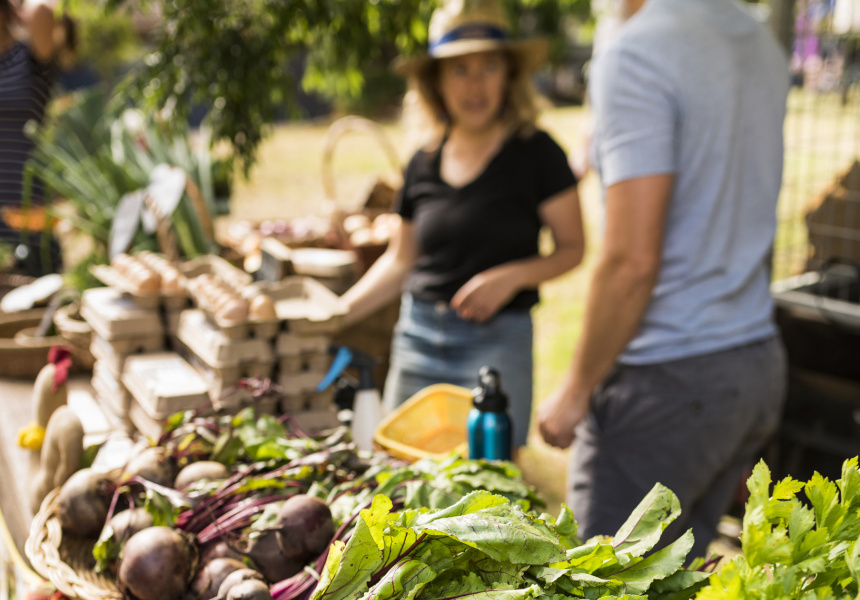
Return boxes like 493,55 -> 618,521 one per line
0,0 -> 74,277
341,0 -> 585,452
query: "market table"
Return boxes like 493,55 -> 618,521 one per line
0,375 -> 116,598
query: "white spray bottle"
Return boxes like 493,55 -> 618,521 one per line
316,346 -> 383,452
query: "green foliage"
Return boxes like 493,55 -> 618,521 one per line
24,86 -> 221,289
696,457 -> 860,599
313,485 -> 706,600
62,1 -> 145,81
92,0 -> 588,174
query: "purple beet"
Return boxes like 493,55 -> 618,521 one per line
118,526 -> 197,600
274,495 -> 334,562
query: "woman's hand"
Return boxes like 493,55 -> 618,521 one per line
450,265 -> 520,322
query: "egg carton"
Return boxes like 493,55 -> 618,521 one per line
122,352 -> 211,421
177,309 -> 275,368
81,287 -> 164,341
280,389 -> 336,413
275,332 -> 329,358
89,332 -> 165,378
185,278 -> 279,340
279,351 -> 331,375
90,263 -> 188,311
277,370 -> 327,396
92,361 -> 132,417
257,277 -> 347,336
128,399 -> 169,442
179,255 -> 253,288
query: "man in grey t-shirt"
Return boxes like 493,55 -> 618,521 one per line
539,0 -> 789,558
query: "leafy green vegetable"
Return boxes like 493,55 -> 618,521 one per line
696,457 -> 860,599
311,485 -> 703,600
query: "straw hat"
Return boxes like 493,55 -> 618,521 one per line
393,0 -> 549,76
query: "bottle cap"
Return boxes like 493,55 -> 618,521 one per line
472,366 -> 509,413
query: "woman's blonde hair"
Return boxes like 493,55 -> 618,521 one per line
402,50 -> 547,152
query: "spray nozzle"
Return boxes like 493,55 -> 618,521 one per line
316,345 -> 378,392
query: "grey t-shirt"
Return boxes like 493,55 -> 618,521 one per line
589,0 -> 790,365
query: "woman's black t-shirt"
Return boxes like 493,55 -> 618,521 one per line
396,128 -> 577,311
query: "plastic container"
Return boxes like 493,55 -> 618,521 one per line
374,384 -> 471,461
81,287 -> 163,341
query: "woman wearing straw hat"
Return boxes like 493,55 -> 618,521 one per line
341,0 -> 585,451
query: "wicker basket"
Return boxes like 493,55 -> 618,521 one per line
53,301 -> 96,371
26,489 -> 121,600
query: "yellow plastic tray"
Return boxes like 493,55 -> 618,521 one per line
374,384 -> 472,461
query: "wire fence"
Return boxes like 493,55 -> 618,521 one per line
774,4 -> 860,285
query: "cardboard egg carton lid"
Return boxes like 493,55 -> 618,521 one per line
81,287 -> 164,341
260,277 -> 347,335
122,352 -> 211,421
177,309 -> 275,368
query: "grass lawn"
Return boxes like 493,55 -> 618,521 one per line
226,89 -> 858,523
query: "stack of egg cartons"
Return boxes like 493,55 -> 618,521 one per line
176,256 -> 281,414
121,351 -> 211,440
270,277 -> 346,431
176,309 -> 277,413
84,252 -> 209,438
82,286 -> 165,430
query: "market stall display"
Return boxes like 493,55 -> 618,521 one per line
22,390 -> 860,600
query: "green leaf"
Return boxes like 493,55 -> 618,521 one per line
365,560 -> 437,600
646,568 -> 711,599
413,495 -> 566,565
806,473 -> 844,533
602,529 -> 695,595
611,483 -> 680,558
92,525 -> 119,573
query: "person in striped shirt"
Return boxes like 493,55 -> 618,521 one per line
0,0 -> 65,277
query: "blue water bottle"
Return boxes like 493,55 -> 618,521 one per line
467,367 -> 512,461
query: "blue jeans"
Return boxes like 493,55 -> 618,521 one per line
383,293 -> 534,448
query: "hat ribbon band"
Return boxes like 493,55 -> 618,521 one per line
429,23 -> 510,55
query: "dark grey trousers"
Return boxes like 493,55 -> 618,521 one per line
567,336 -> 787,560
